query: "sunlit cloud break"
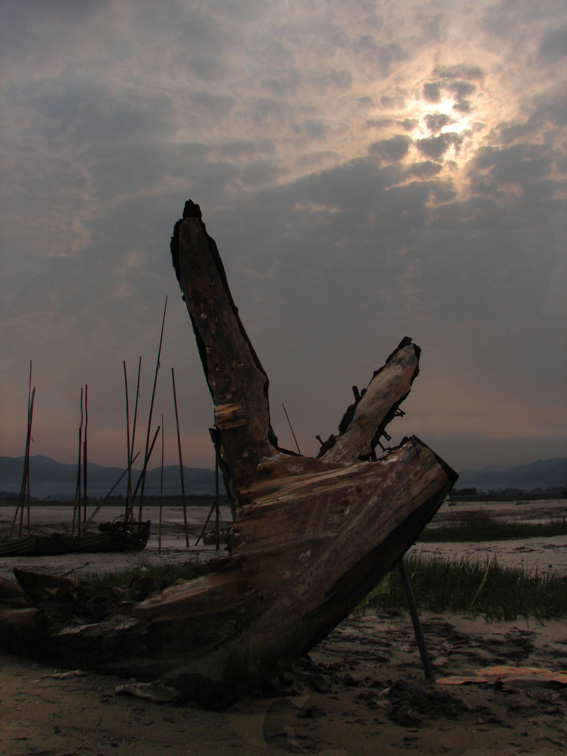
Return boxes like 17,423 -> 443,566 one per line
1,0 -> 566,474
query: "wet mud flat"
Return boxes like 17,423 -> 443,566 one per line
1,611 -> 566,755
1,502 -> 566,754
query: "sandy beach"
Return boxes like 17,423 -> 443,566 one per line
1,499 -> 566,755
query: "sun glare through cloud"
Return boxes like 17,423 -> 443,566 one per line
0,0 -> 565,473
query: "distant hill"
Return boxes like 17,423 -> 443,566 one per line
2,455 -> 565,500
0,455 -> 220,499
455,458 -> 567,493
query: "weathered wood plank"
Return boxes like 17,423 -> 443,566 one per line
0,200 -> 457,708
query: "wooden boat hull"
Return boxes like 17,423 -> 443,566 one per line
0,202 -> 458,708
0,521 -> 151,557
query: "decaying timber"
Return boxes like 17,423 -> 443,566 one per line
0,200 -> 457,708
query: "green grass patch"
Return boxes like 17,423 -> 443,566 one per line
84,560 -> 206,589
419,510 -> 567,543
361,555 -> 567,620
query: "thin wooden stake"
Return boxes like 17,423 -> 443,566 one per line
159,415 -> 164,554
25,363 -> 33,535
127,356 -> 142,520
72,389 -> 84,539
139,298 -> 167,522
123,361 -> 134,523
84,451 -> 140,529
398,558 -> 435,682
83,384 -> 88,531
132,425 -> 161,503
215,445 -> 220,551
172,367 -> 189,547
282,403 -> 301,455
12,369 -> 35,538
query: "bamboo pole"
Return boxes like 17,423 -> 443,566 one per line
24,387 -> 35,536
139,298 -> 167,522
172,367 -> 190,547
72,389 -> 84,539
12,367 -> 35,538
398,558 -> 435,681
282,402 -> 301,455
215,444 -> 220,551
25,363 -> 33,535
126,356 -> 142,522
123,361 -> 132,522
83,384 -> 88,531
132,425 -> 161,503
83,451 -> 140,529
159,415 -> 164,554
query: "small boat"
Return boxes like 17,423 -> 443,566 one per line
202,525 -> 231,545
0,518 -> 151,557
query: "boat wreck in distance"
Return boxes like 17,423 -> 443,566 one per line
0,518 -> 151,557
0,200 -> 457,707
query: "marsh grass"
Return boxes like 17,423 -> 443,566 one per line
361,555 -> 567,620
84,560 -> 205,588
419,510 -> 567,543
83,553 -> 567,621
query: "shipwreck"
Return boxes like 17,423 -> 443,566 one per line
0,201 -> 457,707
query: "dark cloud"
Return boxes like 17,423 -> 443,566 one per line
1,0 -> 566,471
218,140 -> 275,159
406,161 -> 444,178
355,37 -> 407,75
473,143 -> 555,188
401,117 -> 419,131
294,119 -> 330,142
190,91 -> 235,117
424,113 -> 453,133
433,64 -> 485,80
240,161 -> 283,187
422,82 -> 441,103
262,71 -> 301,97
380,88 -> 409,109
416,133 -> 463,161
188,55 -> 229,83
369,134 -> 412,161
537,26 -> 567,62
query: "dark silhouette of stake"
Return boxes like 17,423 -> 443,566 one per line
159,416 -> 164,554
172,367 -> 190,547
12,363 -> 35,538
282,403 -> 301,455
83,384 -> 88,531
398,558 -> 435,682
72,388 -> 84,541
84,451 -> 141,529
139,298 -> 167,522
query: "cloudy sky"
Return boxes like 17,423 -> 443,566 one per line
1,0 -> 566,478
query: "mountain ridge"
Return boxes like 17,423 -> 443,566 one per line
0,455 -> 219,499
1,455 -> 566,498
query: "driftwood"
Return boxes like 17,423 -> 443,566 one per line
0,201 -> 457,707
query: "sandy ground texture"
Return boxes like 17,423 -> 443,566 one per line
1,611 -> 566,755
